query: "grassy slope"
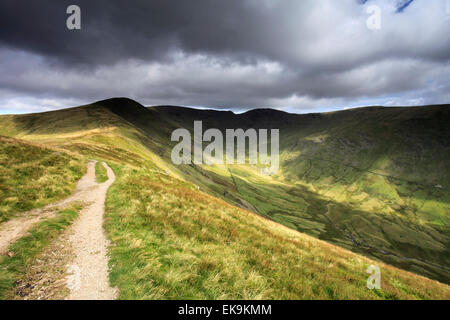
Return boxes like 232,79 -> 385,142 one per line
95,162 -> 108,183
150,104 -> 450,284
0,136 -> 85,222
0,98 -> 449,298
0,206 -> 81,299
105,163 -> 449,299
0,134 -> 85,298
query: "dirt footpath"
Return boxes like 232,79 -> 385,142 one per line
66,161 -> 117,300
1,161 -> 118,300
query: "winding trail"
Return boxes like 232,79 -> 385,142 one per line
66,161 -> 117,300
0,161 -> 99,255
0,160 -> 118,300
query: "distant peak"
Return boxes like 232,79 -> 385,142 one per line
94,97 -> 151,124
243,108 -> 289,116
94,97 -> 145,108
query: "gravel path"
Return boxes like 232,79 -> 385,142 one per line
66,161 -> 117,300
0,161 -> 98,255
0,160 -> 118,300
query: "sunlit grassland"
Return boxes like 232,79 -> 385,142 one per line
0,136 -> 85,222
95,161 -> 108,183
104,163 -> 449,300
151,103 -> 450,283
192,161 -> 450,284
1,99 -> 448,296
0,206 -> 81,299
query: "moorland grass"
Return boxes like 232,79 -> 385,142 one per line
104,164 -> 450,300
0,136 -> 85,222
0,206 -> 81,299
95,161 -> 108,183
1,100 -> 449,298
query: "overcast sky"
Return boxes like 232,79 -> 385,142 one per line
0,0 -> 449,114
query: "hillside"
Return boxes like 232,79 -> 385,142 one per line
0,136 -> 85,222
0,98 -> 449,298
149,103 -> 450,284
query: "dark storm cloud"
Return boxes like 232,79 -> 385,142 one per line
0,0 -> 271,66
0,0 -> 449,113
1,0 -> 448,68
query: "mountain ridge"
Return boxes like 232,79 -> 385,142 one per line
0,97 -> 449,285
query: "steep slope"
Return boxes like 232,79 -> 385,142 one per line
105,161 -> 449,299
150,104 -> 450,284
0,135 -> 447,299
0,98 -> 449,288
0,136 -> 85,222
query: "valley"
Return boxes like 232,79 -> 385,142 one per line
0,98 -> 449,299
